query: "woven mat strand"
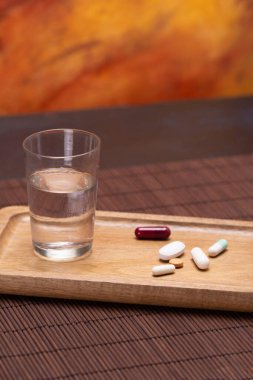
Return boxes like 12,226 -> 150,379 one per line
1,154 -> 252,220
0,154 -> 252,380
98,154 -> 253,220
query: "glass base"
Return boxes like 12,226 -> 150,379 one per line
33,241 -> 92,262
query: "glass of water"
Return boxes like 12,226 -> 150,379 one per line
23,129 -> 101,262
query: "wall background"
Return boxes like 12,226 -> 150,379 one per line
0,0 -> 253,115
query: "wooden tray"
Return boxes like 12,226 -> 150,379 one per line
0,206 -> 252,312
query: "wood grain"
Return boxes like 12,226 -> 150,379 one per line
0,206 -> 252,312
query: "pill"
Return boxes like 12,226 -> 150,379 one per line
208,239 -> 228,257
159,241 -> 185,261
135,226 -> 171,240
152,264 -> 175,276
191,247 -> 209,270
169,258 -> 184,268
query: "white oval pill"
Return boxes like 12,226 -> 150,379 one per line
159,241 -> 185,261
152,264 -> 175,276
191,247 -> 209,270
208,239 -> 228,257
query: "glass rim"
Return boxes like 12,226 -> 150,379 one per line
23,128 -> 101,159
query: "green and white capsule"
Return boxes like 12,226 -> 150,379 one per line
208,239 -> 228,257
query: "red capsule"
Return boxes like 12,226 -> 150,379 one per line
135,226 -> 171,240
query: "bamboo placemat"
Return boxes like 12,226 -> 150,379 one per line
0,153 -> 252,379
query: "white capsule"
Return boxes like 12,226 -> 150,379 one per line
159,241 -> 185,261
152,264 -> 175,276
191,247 -> 209,270
208,239 -> 228,257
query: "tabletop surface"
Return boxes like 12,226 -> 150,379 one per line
0,97 -> 252,380
0,96 -> 253,178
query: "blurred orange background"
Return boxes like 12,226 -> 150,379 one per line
0,0 -> 253,115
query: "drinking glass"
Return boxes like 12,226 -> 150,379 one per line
23,129 -> 100,262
